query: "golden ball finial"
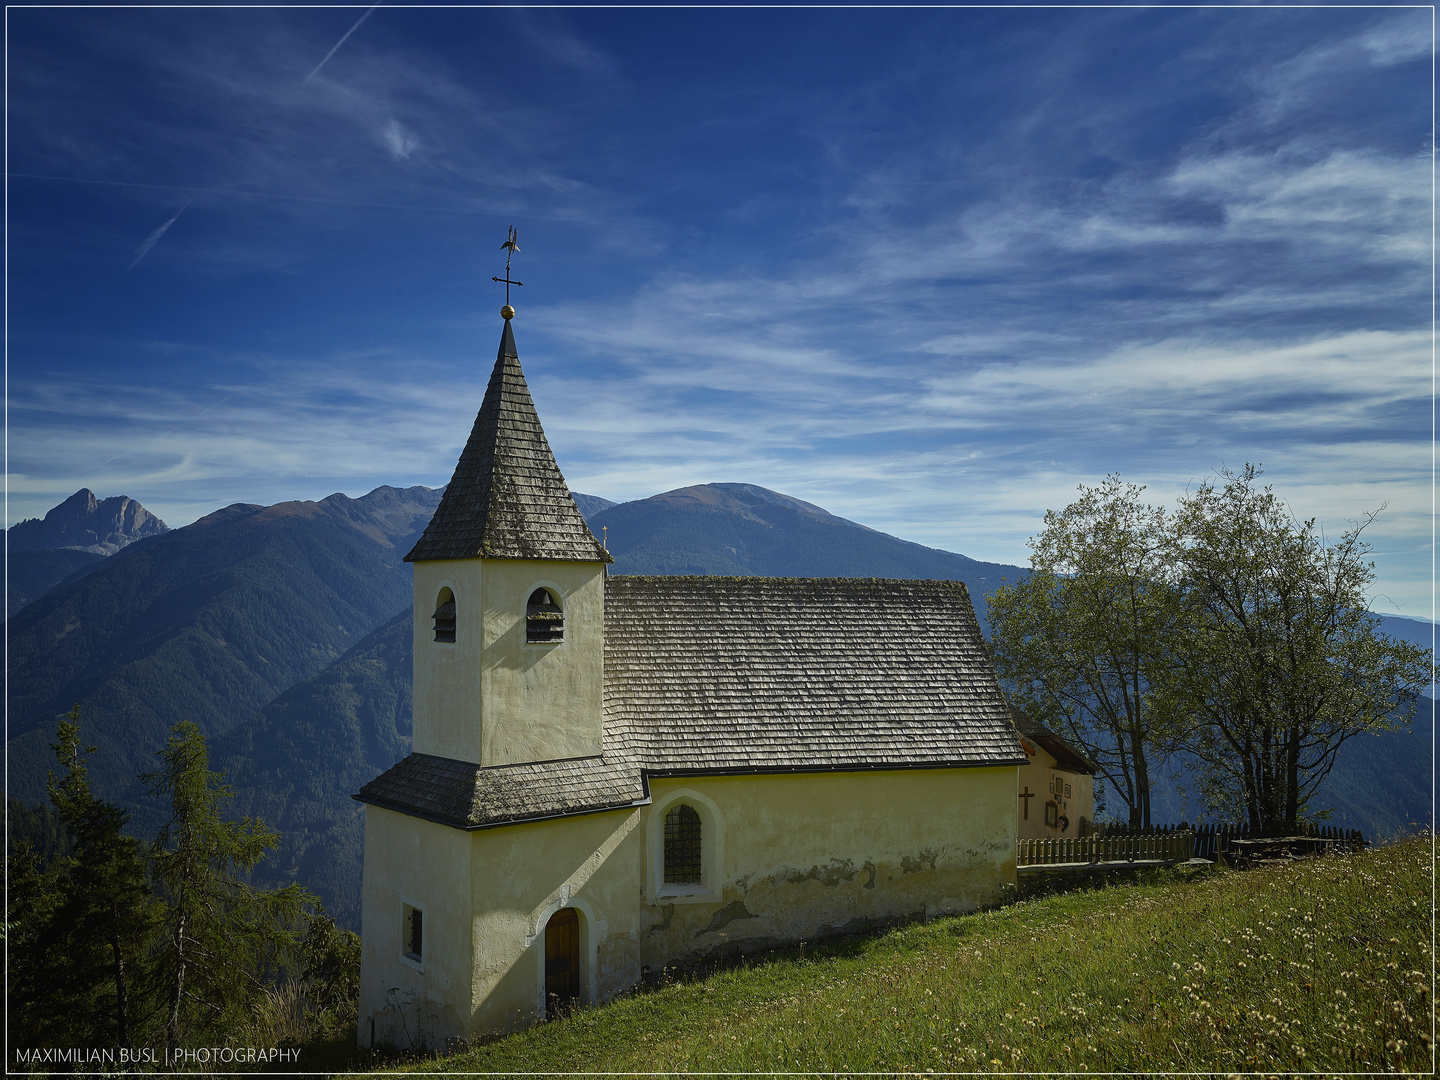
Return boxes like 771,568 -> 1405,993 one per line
501,304 -> 515,320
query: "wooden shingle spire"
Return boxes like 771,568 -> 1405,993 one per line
405,320 -> 609,563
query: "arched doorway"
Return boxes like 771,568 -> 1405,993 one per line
543,907 -> 580,1018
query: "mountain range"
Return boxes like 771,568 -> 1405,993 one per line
5,485 -> 441,834
6,489 -> 170,616
7,483 -> 1433,928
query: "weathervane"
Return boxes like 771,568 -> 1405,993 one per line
492,226 -> 523,320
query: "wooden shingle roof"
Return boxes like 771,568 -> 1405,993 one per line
357,576 -> 1027,829
1009,706 -> 1099,774
404,321 -> 609,563
605,576 -> 1025,773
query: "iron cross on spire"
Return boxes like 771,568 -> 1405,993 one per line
492,226 -> 524,319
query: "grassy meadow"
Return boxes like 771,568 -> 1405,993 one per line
357,835 -> 1434,1076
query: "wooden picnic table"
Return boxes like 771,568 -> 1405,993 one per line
1224,835 -> 1350,866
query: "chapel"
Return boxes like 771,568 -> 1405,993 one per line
355,310 -> 1028,1048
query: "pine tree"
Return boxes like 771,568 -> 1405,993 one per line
45,708 -> 160,1046
6,709 -> 159,1049
5,839 -> 65,1050
144,720 -> 314,1049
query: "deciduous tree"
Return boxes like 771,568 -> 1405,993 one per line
988,477 -> 1185,828
1171,465 -> 1430,833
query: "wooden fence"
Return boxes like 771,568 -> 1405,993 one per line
1017,831 -> 1194,867
1019,824 -> 1368,867
1086,821 -> 1366,862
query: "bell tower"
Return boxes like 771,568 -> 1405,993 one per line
404,275 -> 610,766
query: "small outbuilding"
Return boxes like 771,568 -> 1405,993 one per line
1011,707 -> 1098,839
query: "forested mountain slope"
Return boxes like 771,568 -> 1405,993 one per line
5,486 -> 440,822
215,608 -> 412,929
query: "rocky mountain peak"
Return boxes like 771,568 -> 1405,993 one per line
7,489 -> 169,555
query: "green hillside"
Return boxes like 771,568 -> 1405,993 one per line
5,487 -> 439,825
378,838 -> 1430,1075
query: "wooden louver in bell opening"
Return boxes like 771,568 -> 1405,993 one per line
433,600 -> 456,643
526,588 -> 563,643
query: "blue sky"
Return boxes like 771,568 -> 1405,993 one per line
6,6 -> 1432,617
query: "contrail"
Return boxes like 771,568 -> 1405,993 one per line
128,199 -> 191,271
304,2 -> 383,85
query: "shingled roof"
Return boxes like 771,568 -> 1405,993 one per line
1010,706 -> 1098,774
606,576 -> 1025,773
405,320 -> 609,563
354,752 -> 646,831
356,576 -> 1028,829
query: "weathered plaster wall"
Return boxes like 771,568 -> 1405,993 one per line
1017,750 -> 1093,839
361,767 -> 1018,1046
466,808 -> 644,1035
412,559 -> 483,762
359,806 -> 475,1050
638,768 -> 1016,969
410,558 -> 605,766
479,559 -> 606,766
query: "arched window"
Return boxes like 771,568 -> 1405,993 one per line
433,588 -> 456,643
663,804 -> 702,884
526,588 -> 563,643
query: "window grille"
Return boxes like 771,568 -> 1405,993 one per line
663,804 -> 702,884
403,903 -> 423,962
526,588 -> 564,643
433,589 -> 456,643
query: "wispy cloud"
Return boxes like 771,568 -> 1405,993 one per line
5,8 -> 1430,615
127,199 -> 190,270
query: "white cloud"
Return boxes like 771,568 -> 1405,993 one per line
1359,12 -> 1431,68
380,118 -> 419,160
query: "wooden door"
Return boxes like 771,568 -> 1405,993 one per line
544,908 -> 580,1016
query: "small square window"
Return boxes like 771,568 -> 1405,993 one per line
402,902 -> 424,964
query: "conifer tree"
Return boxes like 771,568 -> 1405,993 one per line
45,708 -> 160,1047
5,839 -> 65,1050
7,709 -> 158,1049
144,720 -> 314,1050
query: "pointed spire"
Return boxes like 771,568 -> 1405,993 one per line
405,322 -> 609,563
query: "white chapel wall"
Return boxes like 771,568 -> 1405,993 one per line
466,807 -> 644,1035
479,558 -> 606,766
412,558 -> 484,762
359,806 -> 475,1050
638,767 -> 1017,970
410,557 -> 606,766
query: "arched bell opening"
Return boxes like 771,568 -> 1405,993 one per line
433,587 -> 456,643
526,587 -> 564,644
